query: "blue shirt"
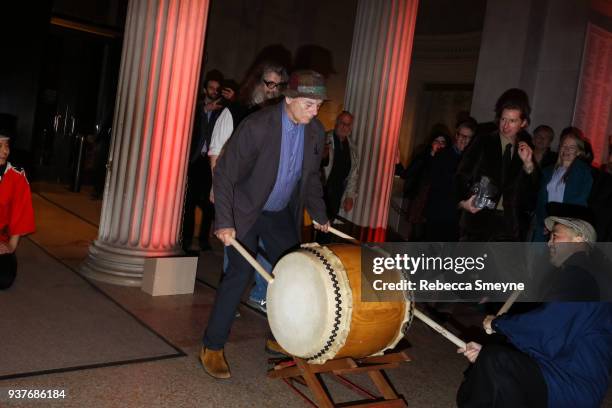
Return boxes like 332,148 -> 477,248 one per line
546,166 -> 567,203
263,104 -> 304,211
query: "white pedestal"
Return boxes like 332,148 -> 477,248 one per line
141,257 -> 198,296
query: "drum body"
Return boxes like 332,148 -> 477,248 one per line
267,243 -> 412,364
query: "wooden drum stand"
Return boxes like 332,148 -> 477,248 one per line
229,227 -> 521,407
268,352 -> 411,407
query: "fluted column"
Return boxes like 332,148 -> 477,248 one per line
81,0 -> 210,286
573,22 -> 612,167
343,0 -> 419,242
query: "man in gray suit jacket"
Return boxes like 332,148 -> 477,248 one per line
200,70 -> 330,379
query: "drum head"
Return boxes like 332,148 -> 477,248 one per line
267,246 -> 352,361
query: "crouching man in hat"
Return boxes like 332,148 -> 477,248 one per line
456,215 -> 612,407
199,70 -> 330,379
0,132 -> 35,289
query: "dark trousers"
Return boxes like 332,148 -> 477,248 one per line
0,253 -> 17,290
182,158 -> 214,247
460,210 -> 519,242
202,207 -> 299,349
324,184 -> 345,221
457,344 -> 547,408
424,220 -> 459,242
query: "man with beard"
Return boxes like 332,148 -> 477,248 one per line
182,70 -> 230,253
208,62 -> 288,170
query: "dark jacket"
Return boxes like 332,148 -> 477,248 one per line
588,167 -> 612,242
495,302 -> 612,408
538,149 -> 557,169
189,103 -> 221,164
213,102 -> 328,239
533,159 -> 593,241
425,146 -> 462,223
401,150 -> 432,199
455,130 -> 540,241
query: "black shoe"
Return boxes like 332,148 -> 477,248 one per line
182,245 -> 199,256
246,298 -> 267,314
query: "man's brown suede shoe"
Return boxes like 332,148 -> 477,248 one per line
200,347 -> 231,379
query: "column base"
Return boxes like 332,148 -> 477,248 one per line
80,240 -> 182,287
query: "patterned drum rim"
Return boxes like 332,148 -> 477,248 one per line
300,243 -> 353,364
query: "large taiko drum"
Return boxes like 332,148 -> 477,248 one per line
267,243 -> 413,364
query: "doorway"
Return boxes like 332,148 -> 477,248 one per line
32,22 -> 122,191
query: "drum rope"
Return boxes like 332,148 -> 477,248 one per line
302,246 -> 343,362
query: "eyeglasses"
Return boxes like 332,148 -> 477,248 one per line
262,79 -> 286,90
560,145 -> 578,152
456,132 -> 472,140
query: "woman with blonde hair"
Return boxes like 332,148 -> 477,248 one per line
533,127 -> 593,241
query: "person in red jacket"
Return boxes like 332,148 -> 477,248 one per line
0,131 -> 35,289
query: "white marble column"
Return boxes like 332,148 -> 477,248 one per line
573,22 -> 612,167
343,0 -> 419,242
81,0 -> 210,286
470,0 -> 589,142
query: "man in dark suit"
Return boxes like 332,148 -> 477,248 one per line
182,71 -> 227,253
200,70 -> 330,379
456,89 -> 540,241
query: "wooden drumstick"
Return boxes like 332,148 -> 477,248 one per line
229,237 -> 275,284
313,221 -> 360,244
485,289 -> 522,334
497,290 -> 521,316
413,309 -> 466,349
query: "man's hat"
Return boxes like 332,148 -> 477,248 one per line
544,216 -> 597,243
544,203 -> 597,243
0,131 -> 10,141
283,70 -> 327,100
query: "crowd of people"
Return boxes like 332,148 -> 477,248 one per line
183,63 -> 361,379
183,63 -> 359,314
4,51 -> 609,405
186,60 -> 612,406
399,89 -> 612,245
397,89 -> 612,407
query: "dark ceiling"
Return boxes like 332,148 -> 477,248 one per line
415,0 -> 487,35
50,0 -> 488,36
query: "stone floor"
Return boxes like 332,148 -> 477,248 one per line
1,182 -> 610,407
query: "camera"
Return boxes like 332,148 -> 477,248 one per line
470,176 -> 499,210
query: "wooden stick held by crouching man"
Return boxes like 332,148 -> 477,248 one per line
456,214 -> 612,408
